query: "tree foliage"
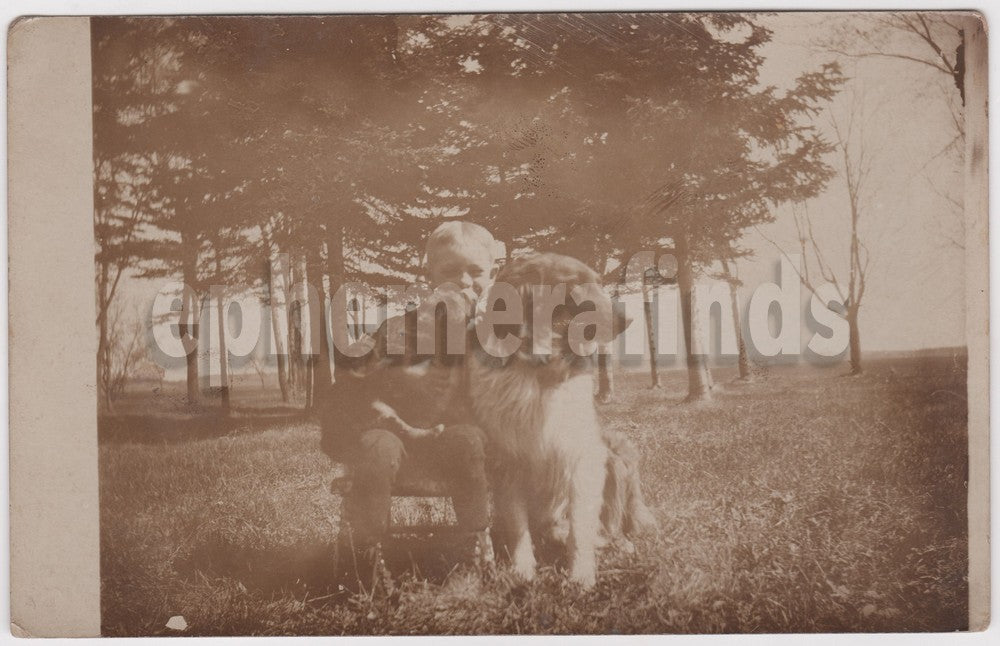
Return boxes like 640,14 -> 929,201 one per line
92,13 -> 844,403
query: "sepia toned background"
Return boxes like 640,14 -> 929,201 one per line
7,9 -> 990,638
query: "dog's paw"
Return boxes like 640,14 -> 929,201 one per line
628,502 -> 659,535
510,547 -> 537,582
569,561 -> 597,588
431,423 -> 445,437
512,559 -> 537,582
548,519 -> 570,544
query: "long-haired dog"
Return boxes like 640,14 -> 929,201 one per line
467,252 -> 635,587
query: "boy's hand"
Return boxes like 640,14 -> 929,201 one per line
388,360 -> 458,427
423,285 -> 477,318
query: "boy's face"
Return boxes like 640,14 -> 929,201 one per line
427,243 -> 496,298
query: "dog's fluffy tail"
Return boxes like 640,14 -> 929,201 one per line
601,429 -> 658,541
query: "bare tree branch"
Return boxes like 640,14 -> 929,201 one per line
823,46 -> 952,76
755,219 -> 846,307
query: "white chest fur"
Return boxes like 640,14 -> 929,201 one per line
468,360 -> 604,472
468,357 -> 608,587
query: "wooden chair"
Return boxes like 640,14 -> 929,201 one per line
328,461 -> 465,539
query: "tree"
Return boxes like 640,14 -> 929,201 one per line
93,16 -> 434,411
92,17 -> 254,406
260,220 -> 290,402
825,13 -> 966,107
99,301 -> 147,407
822,12 -> 970,248
718,258 -> 753,382
92,20 -> 167,411
640,269 -> 664,390
94,161 -> 155,411
761,99 -> 873,376
536,15 -> 841,401
207,231 -> 238,412
829,110 -> 872,375
801,109 -> 871,375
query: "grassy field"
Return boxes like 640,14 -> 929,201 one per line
99,354 -> 969,635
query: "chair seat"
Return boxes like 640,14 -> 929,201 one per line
392,477 -> 452,497
328,461 -> 452,498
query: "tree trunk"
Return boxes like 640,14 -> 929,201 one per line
847,305 -> 862,375
641,280 -> 661,389
97,261 -> 113,412
266,245 -> 290,403
305,356 -> 314,411
270,299 -> 290,403
97,318 -> 111,412
733,300 -> 752,381
692,289 -> 715,391
180,238 -> 200,406
596,344 -> 614,403
287,255 -> 303,393
676,235 -> 712,402
350,296 -> 363,341
307,229 -> 337,410
214,255 -> 231,414
722,260 -> 752,382
598,248 -> 638,402
326,221 -> 348,373
183,287 -> 201,405
291,253 -> 311,401
308,249 -> 333,398
288,302 -> 301,392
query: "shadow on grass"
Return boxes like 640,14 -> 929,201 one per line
176,539 -> 342,596
98,407 -> 311,444
175,530 -> 481,599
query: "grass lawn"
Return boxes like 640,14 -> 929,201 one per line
99,354 -> 969,635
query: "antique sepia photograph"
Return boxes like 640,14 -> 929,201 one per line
79,11 -> 985,636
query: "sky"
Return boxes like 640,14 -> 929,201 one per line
738,12 -> 968,353
112,12 -> 973,381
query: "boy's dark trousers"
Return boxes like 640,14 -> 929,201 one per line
341,423 -> 491,549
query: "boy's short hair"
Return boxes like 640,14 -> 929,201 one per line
425,221 -> 498,268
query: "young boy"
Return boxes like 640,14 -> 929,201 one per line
321,221 -> 498,572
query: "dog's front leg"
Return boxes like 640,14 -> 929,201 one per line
567,448 -> 607,588
496,478 -> 536,581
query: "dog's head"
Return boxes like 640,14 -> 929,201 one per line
481,253 -> 631,374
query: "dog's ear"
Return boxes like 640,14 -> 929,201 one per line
568,282 -> 631,350
584,276 -> 632,341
